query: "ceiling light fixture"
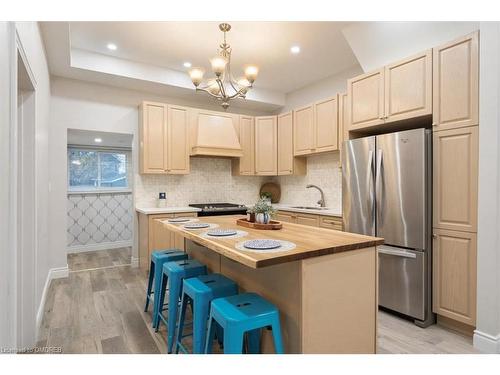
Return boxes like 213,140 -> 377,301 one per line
94,138 -> 102,143
188,23 -> 258,110
183,62 -> 192,68
291,45 -> 301,54
107,43 -> 117,51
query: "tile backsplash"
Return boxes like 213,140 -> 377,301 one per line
270,152 -> 342,212
134,157 -> 269,207
134,153 -> 342,213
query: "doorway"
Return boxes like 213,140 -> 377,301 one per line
17,50 -> 37,348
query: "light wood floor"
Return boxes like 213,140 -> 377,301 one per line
36,248 -> 478,354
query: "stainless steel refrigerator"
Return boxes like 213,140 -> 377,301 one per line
342,128 -> 434,326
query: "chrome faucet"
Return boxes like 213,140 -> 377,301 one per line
306,184 -> 326,208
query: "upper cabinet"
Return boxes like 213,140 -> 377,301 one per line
293,105 -> 315,155
167,105 -> 190,174
232,115 -> 255,176
385,50 -> 432,123
314,97 -> 339,153
347,69 -> 385,130
347,50 -> 432,132
139,101 -> 189,174
293,97 -> 339,156
277,112 -> 306,176
433,31 -> 479,131
255,116 -> 278,175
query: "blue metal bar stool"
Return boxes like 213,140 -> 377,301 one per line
204,292 -> 285,354
175,274 -> 238,354
156,259 -> 207,353
144,249 -> 188,329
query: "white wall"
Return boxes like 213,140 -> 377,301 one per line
474,22 -> 500,354
0,21 -> 15,350
15,23 -> 52,340
280,65 -> 362,112
343,22 -> 479,72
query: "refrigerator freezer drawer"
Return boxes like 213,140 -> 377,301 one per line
378,246 -> 426,321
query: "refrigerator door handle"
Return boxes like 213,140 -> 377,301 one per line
375,149 -> 383,221
366,150 -> 375,220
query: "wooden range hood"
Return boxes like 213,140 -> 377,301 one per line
189,109 -> 243,158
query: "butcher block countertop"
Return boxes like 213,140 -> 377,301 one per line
162,215 -> 384,268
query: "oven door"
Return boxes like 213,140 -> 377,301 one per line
378,245 -> 426,321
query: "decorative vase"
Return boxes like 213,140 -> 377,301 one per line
256,212 -> 270,224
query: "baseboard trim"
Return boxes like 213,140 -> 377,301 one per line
35,265 -> 69,340
67,240 -> 133,254
131,256 -> 139,268
473,330 -> 500,353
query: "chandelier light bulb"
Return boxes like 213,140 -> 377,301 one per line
210,56 -> 227,76
244,65 -> 259,83
207,79 -> 221,95
189,68 -> 205,87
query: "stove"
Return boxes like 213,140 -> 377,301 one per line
189,203 -> 248,217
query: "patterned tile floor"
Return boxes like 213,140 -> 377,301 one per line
35,248 -> 477,354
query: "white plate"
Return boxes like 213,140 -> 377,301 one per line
243,239 -> 282,250
183,223 -> 210,229
168,217 -> 191,223
206,229 -> 237,237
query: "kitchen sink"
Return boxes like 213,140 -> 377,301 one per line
290,206 -> 330,210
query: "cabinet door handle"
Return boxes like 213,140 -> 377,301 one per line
432,234 -> 437,239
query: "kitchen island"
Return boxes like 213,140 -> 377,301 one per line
163,215 -> 384,354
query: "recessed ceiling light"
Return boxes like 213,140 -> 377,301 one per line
290,45 -> 301,54
107,43 -> 117,51
94,138 -> 102,143
183,62 -> 192,68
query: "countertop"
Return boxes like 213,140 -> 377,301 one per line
272,204 -> 342,217
163,215 -> 383,268
135,206 -> 201,215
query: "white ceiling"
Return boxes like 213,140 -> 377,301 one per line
68,21 -> 359,93
67,129 -> 133,148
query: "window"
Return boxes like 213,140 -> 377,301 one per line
68,148 -> 129,191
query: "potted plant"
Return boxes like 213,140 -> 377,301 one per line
260,191 -> 272,204
253,197 -> 276,224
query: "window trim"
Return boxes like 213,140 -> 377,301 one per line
67,146 -> 131,192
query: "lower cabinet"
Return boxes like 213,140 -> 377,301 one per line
138,211 -> 197,271
275,210 -> 343,230
432,229 -> 477,326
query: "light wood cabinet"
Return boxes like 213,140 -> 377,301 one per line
319,216 -> 343,231
166,105 -> 190,174
138,211 -> 197,271
139,101 -> 189,174
139,101 -> 168,173
293,98 -> 339,156
275,210 -> 342,230
338,93 -> 348,168
232,115 -> 255,175
433,126 -> 478,233
277,112 -> 306,176
347,51 -> 432,132
274,211 -> 296,223
296,213 -> 320,227
255,116 -> 278,176
347,69 -> 385,131
293,105 -> 315,155
433,229 -> 477,326
385,50 -> 432,123
433,31 -> 479,131
314,97 -> 339,152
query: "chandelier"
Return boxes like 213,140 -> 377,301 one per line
188,23 -> 259,110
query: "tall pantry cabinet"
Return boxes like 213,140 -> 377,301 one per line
431,31 -> 479,328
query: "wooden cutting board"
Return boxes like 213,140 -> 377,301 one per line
259,182 -> 281,203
